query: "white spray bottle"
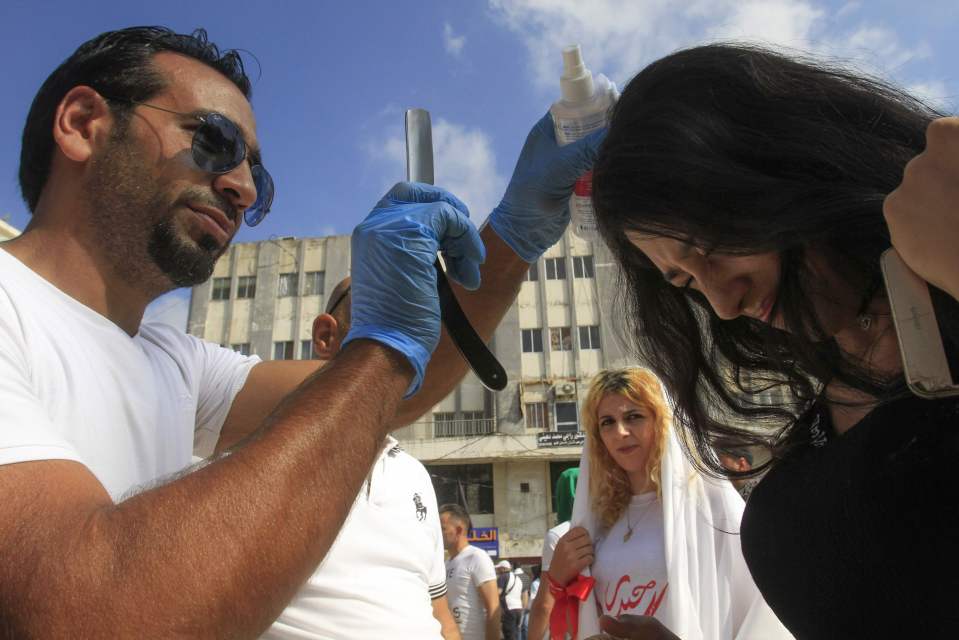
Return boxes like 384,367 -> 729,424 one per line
549,45 -> 618,240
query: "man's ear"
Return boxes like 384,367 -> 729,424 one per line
52,86 -> 113,163
312,313 -> 340,359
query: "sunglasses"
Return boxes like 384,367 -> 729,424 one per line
103,95 -> 274,227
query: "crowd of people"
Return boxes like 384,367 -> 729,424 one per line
2,24 -> 958,640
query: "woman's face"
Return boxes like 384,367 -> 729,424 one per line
597,392 -> 657,477
627,233 -> 862,335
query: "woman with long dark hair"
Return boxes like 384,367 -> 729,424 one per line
591,43 -> 959,637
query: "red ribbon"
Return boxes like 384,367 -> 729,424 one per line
548,573 -> 596,640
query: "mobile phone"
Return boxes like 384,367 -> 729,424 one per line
881,248 -> 959,398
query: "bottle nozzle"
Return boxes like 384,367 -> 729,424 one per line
559,44 -> 594,103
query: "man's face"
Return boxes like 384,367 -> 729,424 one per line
85,52 -> 260,291
439,512 -> 462,550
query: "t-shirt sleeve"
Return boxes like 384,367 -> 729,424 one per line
417,460 -> 448,599
0,295 -> 82,468
472,549 -> 498,587
541,526 -> 562,571
140,323 -> 260,458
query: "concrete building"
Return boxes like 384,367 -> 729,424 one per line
187,229 -> 634,561
0,219 -> 20,240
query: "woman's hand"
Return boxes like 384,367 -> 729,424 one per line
548,526 -> 594,586
598,614 -> 681,640
884,116 -> 959,301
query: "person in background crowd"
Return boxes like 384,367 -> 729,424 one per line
528,467 -> 579,640
547,368 -> 791,640
711,437 -> 757,501
592,43 -> 959,638
515,565 -> 531,640
441,504 -> 501,640
262,278 -> 459,640
497,560 -> 524,640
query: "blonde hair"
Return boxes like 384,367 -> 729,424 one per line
583,368 -> 672,531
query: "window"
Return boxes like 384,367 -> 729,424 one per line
427,463 -> 494,514
521,328 -> 544,353
231,343 -> 250,356
304,271 -> 325,296
545,257 -> 567,280
300,339 -> 320,360
237,275 -> 256,299
273,341 -> 294,360
550,327 -> 573,352
433,411 -> 492,438
579,325 -> 601,350
572,255 -> 595,278
278,273 -> 298,297
555,401 -> 579,432
525,261 -> 539,282
525,402 -> 549,431
211,277 -> 230,300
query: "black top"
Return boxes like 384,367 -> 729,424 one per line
741,393 -> 959,639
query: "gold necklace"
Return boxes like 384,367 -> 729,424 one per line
623,496 -> 656,543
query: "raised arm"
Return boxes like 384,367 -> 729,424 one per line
0,183 -> 483,639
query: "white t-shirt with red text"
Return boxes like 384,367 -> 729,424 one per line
591,493 -> 669,619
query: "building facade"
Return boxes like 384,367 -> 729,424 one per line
187,229 -> 635,561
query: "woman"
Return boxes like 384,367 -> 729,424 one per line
547,368 -> 790,640
591,43 -> 959,637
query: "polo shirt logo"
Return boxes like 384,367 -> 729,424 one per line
413,493 -> 427,521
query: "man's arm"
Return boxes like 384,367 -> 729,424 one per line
431,595 -> 463,640
0,341 -> 409,639
215,225 -> 527,453
477,578 -> 502,640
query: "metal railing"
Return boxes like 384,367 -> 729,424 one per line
433,417 -> 496,439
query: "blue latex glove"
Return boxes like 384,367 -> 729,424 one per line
342,182 -> 485,397
489,113 -> 607,262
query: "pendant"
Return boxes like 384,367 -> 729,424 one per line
623,527 -> 633,543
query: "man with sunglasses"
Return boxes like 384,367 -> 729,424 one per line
0,26 -> 602,638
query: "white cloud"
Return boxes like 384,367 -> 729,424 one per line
488,0 -> 942,96
143,290 -> 191,331
444,22 -> 467,57
375,118 -> 507,227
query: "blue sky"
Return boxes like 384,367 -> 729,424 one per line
2,0 -> 956,329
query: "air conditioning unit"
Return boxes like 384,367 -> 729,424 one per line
553,381 -> 576,397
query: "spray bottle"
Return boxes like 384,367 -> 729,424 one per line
550,45 -> 619,240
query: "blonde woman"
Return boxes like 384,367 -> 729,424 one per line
546,369 -> 791,640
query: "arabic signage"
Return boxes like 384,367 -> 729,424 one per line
468,527 -> 499,557
536,431 -> 586,448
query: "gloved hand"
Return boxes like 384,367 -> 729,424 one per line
489,112 -> 606,262
342,182 -> 485,397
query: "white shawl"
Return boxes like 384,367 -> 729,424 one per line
570,429 -> 793,640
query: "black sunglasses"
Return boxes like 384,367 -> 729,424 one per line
103,95 -> 274,227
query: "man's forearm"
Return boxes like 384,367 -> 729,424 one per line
486,605 -> 502,640
11,341 -> 409,638
394,226 -> 527,425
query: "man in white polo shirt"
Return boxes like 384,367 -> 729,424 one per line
264,279 -> 460,640
441,503 -> 501,640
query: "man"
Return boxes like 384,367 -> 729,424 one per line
514,566 -> 531,640
263,280 -> 459,639
0,26 -> 601,637
496,560 -> 524,640
713,438 -> 757,500
441,504 -> 501,640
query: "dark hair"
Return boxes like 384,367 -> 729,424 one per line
439,503 -> 472,532
592,43 -> 951,476
19,26 -> 252,212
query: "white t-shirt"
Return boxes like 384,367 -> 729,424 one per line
591,493 -> 669,619
0,249 -> 257,498
541,520 -> 571,572
504,571 -> 524,610
264,437 -> 447,640
446,544 -> 497,640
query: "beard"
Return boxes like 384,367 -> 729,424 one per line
86,130 -> 232,291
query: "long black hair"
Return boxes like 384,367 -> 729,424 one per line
592,43 -> 949,476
